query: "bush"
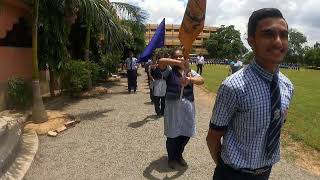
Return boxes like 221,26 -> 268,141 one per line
101,52 -> 122,77
7,77 -> 32,110
86,62 -> 101,85
61,60 -> 90,95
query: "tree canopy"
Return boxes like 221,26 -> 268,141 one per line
305,43 -> 320,67
204,25 -> 247,59
285,28 -> 307,64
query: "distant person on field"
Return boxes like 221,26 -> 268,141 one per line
229,59 -> 243,74
196,53 -> 205,75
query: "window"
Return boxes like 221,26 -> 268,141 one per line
166,29 -> 172,32
174,29 -> 179,32
196,38 -> 202,41
203,30 -> 209,33
151,29 -> 156,32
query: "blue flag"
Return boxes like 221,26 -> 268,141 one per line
138,18 -> 165,62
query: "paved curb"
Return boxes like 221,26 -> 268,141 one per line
1,130 -> 39,180
0,117 -> 23,176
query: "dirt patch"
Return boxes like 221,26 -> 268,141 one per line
107,76 -> 121,82
24,111 -> 74,135
80,86 -> 109,97
282,131 -> 320,176
194,84 -> 216,108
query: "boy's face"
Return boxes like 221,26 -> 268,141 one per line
248,17 -> 288,65
172,50 -> 184,61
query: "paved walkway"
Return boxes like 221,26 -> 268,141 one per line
24,69 -> 320,180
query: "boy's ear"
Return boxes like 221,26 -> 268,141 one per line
247,36 -> 255,50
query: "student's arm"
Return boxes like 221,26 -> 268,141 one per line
206,83 -> 237,164
181,70 -> 204,86
123,59 -> 127,69
148,65 -> 155,81
158,58 -> 185,70
190,75 -> 204,85
135,59 -> 139,69
206,129 -> 226,164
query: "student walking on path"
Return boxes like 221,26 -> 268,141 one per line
158,49 -> 204,169
125,51 -> 139,93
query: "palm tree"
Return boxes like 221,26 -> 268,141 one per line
74,0 -> 147,60
70,0 -> 147,88
31,0 -> 48,123
22,0 -> 147,123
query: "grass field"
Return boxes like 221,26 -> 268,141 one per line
193,64 -> 320,150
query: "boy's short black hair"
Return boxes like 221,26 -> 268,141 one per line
248,8 -> 287,37
170,48 -> 182,58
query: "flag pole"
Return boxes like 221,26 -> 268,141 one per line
178,0 -> 207,100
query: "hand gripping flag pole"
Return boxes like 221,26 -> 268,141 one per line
179,0 -> 207,100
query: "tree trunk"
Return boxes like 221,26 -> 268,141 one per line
49,68 -> 55,97
32,0 -> 48,123
84,21 -> 91,61
84,21 -> 92,89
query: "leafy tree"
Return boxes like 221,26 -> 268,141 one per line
154,47 -> 175,58
305,46 -> 320,67
38,0 -> 70,97
285,29 -> 307,64
314,42 -> 320,48
19,0 -> 147,123
243,51 -> 254,65
204,25 -> 247,59
121,20 -> 147,55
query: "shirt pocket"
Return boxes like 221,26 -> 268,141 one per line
237,94 -> 253,113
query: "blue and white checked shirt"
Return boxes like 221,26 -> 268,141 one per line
125,57 -> 139,70
210,60 -> 294,169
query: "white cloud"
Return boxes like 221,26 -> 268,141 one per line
112,0 -> 320,47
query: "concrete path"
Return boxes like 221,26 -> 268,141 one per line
24,69 -> 320,180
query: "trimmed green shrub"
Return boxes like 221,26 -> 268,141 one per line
86,62 -> 101,85
7,77 -> 32,110
101,52 -> 122,77
61,60 -> 90,95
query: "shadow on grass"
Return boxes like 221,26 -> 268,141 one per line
128,115 -> 160,128
143,156 -> 187,180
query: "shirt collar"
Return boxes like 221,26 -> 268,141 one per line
251,60 -> 279,82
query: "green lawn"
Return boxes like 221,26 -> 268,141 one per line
193,65 -> 320,150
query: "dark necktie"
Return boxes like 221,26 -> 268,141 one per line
266,74 -> 282,158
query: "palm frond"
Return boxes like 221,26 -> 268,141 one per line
110,2 -> 148,23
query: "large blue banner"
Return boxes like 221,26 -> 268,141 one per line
138,18 -> 165,62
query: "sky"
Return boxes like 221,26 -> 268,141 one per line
112,0 -> 320,48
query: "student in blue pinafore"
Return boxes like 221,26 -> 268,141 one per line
158,49 -> 204,169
